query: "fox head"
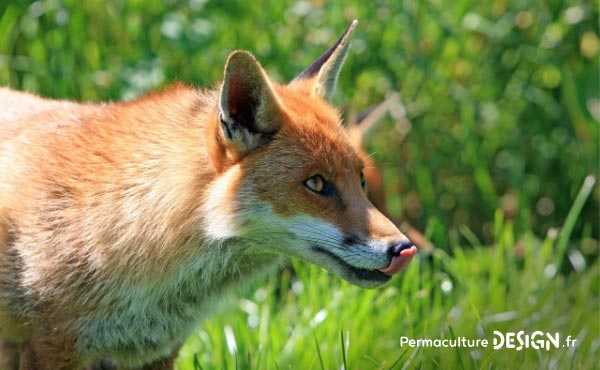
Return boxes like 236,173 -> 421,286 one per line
202,21 -> 416,288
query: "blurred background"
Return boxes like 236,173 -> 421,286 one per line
1,1 -> 598,368
0,0 -> 597,254
0,0 -> 600,251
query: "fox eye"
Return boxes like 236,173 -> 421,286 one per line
304,174 -> 326,193
360,171 -> 367,190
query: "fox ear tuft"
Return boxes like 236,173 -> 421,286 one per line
292,20 -> 357,102
218,51 -> 282,155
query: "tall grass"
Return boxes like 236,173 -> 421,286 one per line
0,0 -> 597,249
0,1 -> 597,368
175,177 -> 597,369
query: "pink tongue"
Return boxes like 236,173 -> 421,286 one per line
378,246 -> 417,276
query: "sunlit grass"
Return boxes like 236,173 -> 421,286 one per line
175,177 -> 598,369
1,1 -> 597,251
0,1 -> 596,368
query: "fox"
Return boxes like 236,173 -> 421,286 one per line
346,95 -> 433,252
0,21 -> 416,369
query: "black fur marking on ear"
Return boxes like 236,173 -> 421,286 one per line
292,20 -> 356,82
222,107 -> 279,140
294,33 -> 346,81
227,97 -> 258,134
294,43 -> 339,82
219,113 -> 233,140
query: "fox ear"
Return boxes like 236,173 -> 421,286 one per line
292,20 -> 357,102
218,51 -> 282,155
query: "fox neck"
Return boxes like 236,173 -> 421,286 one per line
177,238 -> 286,301
96,86 -> 282,287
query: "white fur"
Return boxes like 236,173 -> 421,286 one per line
74,234 -> 284,367
69,168 -> 288,366
201,166 -> 245,240
70,170 -> 393,365
204,178 -> 392,289
287,215 -> 390,268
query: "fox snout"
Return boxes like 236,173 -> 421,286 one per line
273,211 -> 416,288
379,240 -> 417,276
306,235 -> 416,288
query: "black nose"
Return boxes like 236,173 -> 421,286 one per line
389,240 -> 414,256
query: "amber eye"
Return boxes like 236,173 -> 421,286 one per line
360,171 -> 367,190
304,174 -> 326,193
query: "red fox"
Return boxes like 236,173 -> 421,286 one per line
0,21 -> 416,369
347,95 -> 433,252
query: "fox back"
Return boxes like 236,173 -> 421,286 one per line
0,21 -> 416,369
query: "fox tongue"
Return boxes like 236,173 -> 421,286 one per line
378,246 -> 417,276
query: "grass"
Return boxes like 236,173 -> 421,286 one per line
0,1 -> 597,368
174,177 -> 598,370
0,1 -> 597,250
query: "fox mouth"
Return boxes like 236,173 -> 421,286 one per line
311,245 -> 392,284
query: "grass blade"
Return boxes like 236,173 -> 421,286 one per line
556,175 -> 596,270
193,353 -> 203,370
448,326 -> 466,370
340,330 -> 348,370
314,334 -> 325,370
388,347 -> 410,370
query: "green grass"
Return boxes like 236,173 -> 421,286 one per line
174,177 -> 597,369
1,0 -> 597,250
0,1 -> 597,369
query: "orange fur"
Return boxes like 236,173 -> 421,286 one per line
0,21 -> 416,369
346,97 -> 434,252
